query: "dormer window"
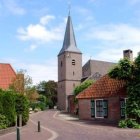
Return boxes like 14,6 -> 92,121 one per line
72,59 -> 75,65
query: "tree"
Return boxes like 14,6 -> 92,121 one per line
109,55 -> 140,127
26,86 -> 39,102
9,69 -> 32,94
36,80 -> 57,107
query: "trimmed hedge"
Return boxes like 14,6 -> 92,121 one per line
0,114 -> 9,129
15,94 -> 29,125
0,89 -> 29,128
1,90 -> 16,127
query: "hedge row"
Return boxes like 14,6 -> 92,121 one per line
0,89 -> 29,129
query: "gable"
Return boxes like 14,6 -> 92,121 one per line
0,63 -> 16,89
82,60 -> 116,80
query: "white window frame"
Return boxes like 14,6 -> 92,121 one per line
120,98 -> 128,119
95,99 -> 104,118
124,98 -> 128,119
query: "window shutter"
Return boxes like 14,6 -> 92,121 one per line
103,100 -> 108,118
91,99 -> 95,117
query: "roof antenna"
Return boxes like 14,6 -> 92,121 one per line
68,0 -> 71,16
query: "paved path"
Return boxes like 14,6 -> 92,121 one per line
0,110 -> 140,140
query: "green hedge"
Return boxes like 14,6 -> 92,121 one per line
0,89 -> 29,128
1,90 -> 16,127
0,114 -> 9,129
15,94 -> 29,125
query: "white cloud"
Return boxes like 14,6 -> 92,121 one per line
87,24 -> 140,43
3,0 -> 26,15
17,15 -> 64,48
40,15 -> 55,25
1,57 -> 57,85
84,23 -> 140,62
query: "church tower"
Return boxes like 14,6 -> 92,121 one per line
57,13 -> 82,110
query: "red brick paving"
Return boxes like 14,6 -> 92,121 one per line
0,110 -> 139,140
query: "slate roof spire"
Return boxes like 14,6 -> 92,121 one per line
58,13 -> 81,55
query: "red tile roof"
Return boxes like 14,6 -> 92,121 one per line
76,75 -> 126,99
0,63 -> 16,89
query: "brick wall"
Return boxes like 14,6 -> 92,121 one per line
78,99 -> 91,119
78,96 -> 126,121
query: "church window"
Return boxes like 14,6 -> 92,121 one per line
73,71 -> 75,76
61,61 -> 63,67
72,59 -> 75,65
73,83 -> 75,87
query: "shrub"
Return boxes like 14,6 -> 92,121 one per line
1,91 -> 16,127
118,119 -> 140,129
15,94 -> 29,125
118,120 -> 127,128
38,102 -> 46,111
46,99 -> 54,109
38,95 -> 46,103
0,114 -> 9,129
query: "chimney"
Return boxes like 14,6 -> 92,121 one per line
123,49 -> 133,61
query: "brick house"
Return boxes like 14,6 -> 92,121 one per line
0,63 -> 17,89
76,75 -> 127,122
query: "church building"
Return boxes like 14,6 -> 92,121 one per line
57,13 -> 115,111
57,13 -> 82,110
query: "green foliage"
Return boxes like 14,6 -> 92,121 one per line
74,80 -> 94,96
38,94 -> 46,103
30,101 -> 46,111
38,102 -> 46,111
0,89 -> 30,128
119,119 -> 140,129
0,92 -> 3,114
1,90 -> 16,127
73,80 -> 94,104
109,54 -> 140,127
109,58 -> 132,80
118,120 -> 127,128
0,114 -> 9,129
46,98 -> 54,109
15,94 -> 29,125
36,80 -> 57,108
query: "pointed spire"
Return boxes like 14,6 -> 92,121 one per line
58,13 -> 81,55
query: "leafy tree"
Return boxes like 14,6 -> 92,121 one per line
26,86 -> 39,102
109,55 -> 140,126
36,80 -> 57,107
9,69 -> 32,94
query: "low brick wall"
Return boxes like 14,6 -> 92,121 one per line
0,126 -> 16,136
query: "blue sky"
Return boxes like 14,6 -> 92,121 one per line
0,0 -> 140,84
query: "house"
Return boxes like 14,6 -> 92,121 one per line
0,63 -> 16,90
76,75 -> 127,122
